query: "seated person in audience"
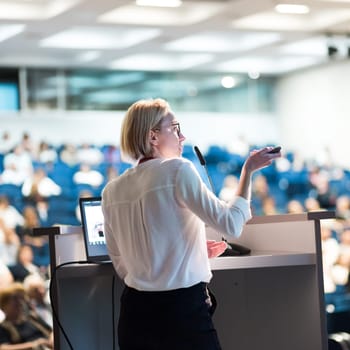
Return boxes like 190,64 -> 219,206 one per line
0,132 -> 15,156
20,132 -> 37,157
309,168 -> 336,209
304,197 -> 322,212
0,164 -> 26,187
0,196 -> 24,230
8,245 -> 42,283
321,223 -> 341,294
332,227 -> 350,292
0,218 -> 20,266
23,275 -> 52,328
218,175 -> 239,203
102,145 -> 121,165
16,206 -> 41,241
252,174 -> 270,201
21,168 -> 61,205
22,169 -> 61,201
59,143 -> 78,166
76,143 -> 103,166
35,141 -> 57,165
0,283 -> 53,350
335,195 -> 350,221
16,206 -> 50,272
286,199 -> 304,214
0,262 -> 13,323
75,190 -> 93,223
105,165 -> 119,183
73,163 -> 104,188
2,144 -> 33,185
261,196 -> 279,216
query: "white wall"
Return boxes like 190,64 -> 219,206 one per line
276,60 -> 350,169
0,110 -> 280,154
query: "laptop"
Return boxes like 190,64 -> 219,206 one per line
79,196 -> 110,263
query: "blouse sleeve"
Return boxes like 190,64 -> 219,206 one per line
174,161 -> 251,238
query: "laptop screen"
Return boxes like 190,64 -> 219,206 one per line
79,196 -> 110,262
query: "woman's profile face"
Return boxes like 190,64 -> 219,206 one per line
152,112 -> 185,159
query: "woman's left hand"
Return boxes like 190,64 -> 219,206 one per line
207,240 -> 227,258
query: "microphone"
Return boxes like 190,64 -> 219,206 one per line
193,145 -> 251,256
193,146 -> 215,194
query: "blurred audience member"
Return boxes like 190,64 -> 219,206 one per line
309,168 -> 336,209
23,275 -> 52,327
219,175 -> 239,202
321,223 -> 340,294
304,197 -> 322,212
20,132 -> 37,157
2,145 -> 33,185
59,143 -> 78,167
0,282 -> 53,349
8,245 -> 41,283
0,218 -> 20,266
105,166 -> 119,183
22,168 -> 61,204
102,145 -> 121,164
286,199 -> 305,214
333,228 -> 350,291
36,141 -> 57,165
75,190 -> 93,223
76,143 -> 103,166
16,206 -> 50,271
0,196 -> 24,230
252,174 -> 270,201
0,132 -> 15,155
261,196 -> 279,216
73,163 -> 104,188
335,195 -> 350,221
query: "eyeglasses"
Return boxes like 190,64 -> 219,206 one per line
153,122 -> 181,137
171,123 -> 181,137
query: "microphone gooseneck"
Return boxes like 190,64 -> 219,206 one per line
193,145 -> 215,194
193,145 -> 251,256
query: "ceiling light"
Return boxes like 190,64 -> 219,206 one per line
0,24 -> 25,42
99,2 -> 224,26
221,76 -> 236,88
110,53 -> 213,71
136,0 -> 182,7
248,71 -> 260,79
275,4 -> 310,14
0,0 -> 80,20
164,31 -> 282,52
40,26 -> 161,49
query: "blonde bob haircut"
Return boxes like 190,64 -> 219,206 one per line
121,98 -> 171,162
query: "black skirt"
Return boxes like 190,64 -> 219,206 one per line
118,282 -> 222,350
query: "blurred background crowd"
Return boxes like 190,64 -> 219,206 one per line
0,129 -> 349,341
